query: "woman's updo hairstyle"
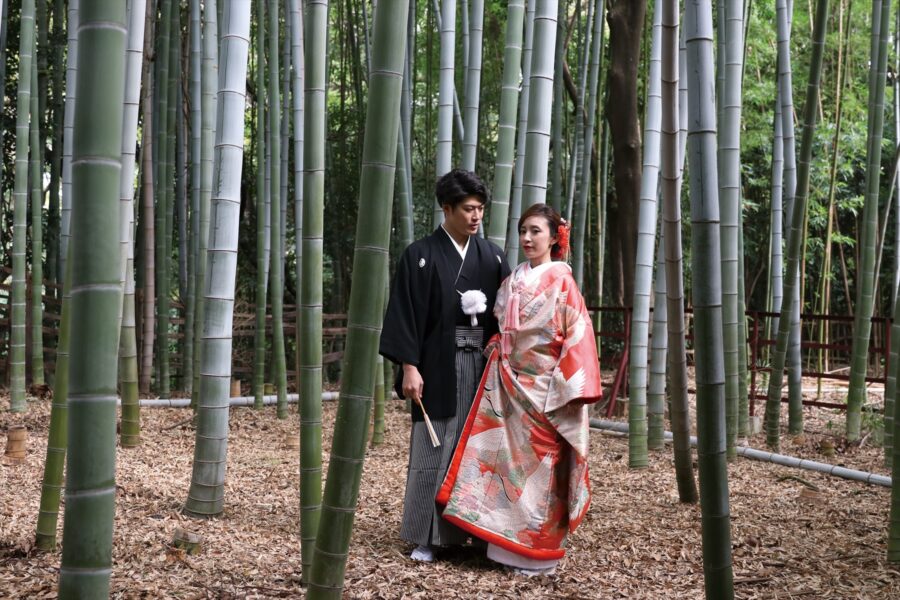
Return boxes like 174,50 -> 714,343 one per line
519,203 -> 570,260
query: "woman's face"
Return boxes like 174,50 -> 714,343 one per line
519,215 -> 558,266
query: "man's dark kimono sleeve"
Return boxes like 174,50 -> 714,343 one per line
380,249 -> 428,369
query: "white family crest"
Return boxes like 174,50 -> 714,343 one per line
418,258 -> 426,268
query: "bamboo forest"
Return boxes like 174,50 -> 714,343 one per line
4,0 -> 900,597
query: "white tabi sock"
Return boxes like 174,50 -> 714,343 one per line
410,545 -> 435,562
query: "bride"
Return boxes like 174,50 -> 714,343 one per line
437,203 -> 602,576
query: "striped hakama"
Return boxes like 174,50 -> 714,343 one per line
400,326 -> 484,547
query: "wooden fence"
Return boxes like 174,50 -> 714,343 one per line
0,266 -> 348,391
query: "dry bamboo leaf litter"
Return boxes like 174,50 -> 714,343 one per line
0,380 -> 898,599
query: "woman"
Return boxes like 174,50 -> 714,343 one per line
436,203 -> 602,576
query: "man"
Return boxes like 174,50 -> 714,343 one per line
380,169 -> 511,562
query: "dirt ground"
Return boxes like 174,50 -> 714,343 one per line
1,381 -> 899,599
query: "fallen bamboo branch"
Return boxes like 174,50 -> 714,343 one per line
590,418 -> 891,488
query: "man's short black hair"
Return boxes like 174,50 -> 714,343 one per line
435,168 -> 490,209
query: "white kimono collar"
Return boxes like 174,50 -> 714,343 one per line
440,224 -> 470,260
513,260 -> 567,284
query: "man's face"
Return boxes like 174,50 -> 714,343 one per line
442,196 -> 484,240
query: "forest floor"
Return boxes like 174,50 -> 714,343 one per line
1,377 -> 899,599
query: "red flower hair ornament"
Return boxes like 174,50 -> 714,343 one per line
552,218 -> 571,261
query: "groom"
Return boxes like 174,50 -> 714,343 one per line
380,169 -> 510,562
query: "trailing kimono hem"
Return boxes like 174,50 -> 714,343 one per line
440,513 -> 567,561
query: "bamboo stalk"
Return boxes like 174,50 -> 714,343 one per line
487,0 -> 524,250
29,39 -> 44,386
627,0 -> 662,469
299,0 -> 329,582
268,0 -> 288,418
684,1 -> 734,593
521,0 -> 560,209
9,0 -> 35,412
505,0 -> 536,262
57,2 -> 127,595
184,0 -> 253,518
307,0 -> 407,594
120,0 -> 148,447
846,0 -> 892,441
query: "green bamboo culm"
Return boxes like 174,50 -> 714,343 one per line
564,0 -> 591,224
30,42 -> 45,387
60,0 -> 78,284
306,0 -> 407,595
768,88 -> 784,351
268,0 -> 288,418
572,0 -> 606,287
192,0 -> 218,408
888,288 -> 900,560
684,0 -> 734,596
521,0 -> 559,208
279,19 -> 289,266
648,236 -> 668,450
398,3 -> 414,247
176,85 -> 190,392
736,224 -> 749,438
184,0 -> 253,517
372,353 -> 385,446
300,0 -> 328,582
9,0 -> 35,413
781,0 -> 803,434
395,116 -> 413,244
139,2 -> 155,397
718,0 -> 745,460
888,294 -> 900,468
460,0 -> 483,172
34,0 -> 78,550
34,0 -> 48,290
764,0 -> 832,450
846,0 -> 892,441
57,2 -> 128,596
49,0 -> 65,291
433,0 -> 455,227
661,0 -> 696,503
548,0 -> 564,213
162,1 -> 179,397
185,0 -> 202,398
154,0 -> 173,398
372,274 -> 391,447
505,0 -> 536,261
288,0 -> 304,389
253,0 -> 268,409
486,0 -> 524,250
627,0 -> 662,469
764,1 -> 795,449
120,0 -> 149,447
35,260 -> 73,550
